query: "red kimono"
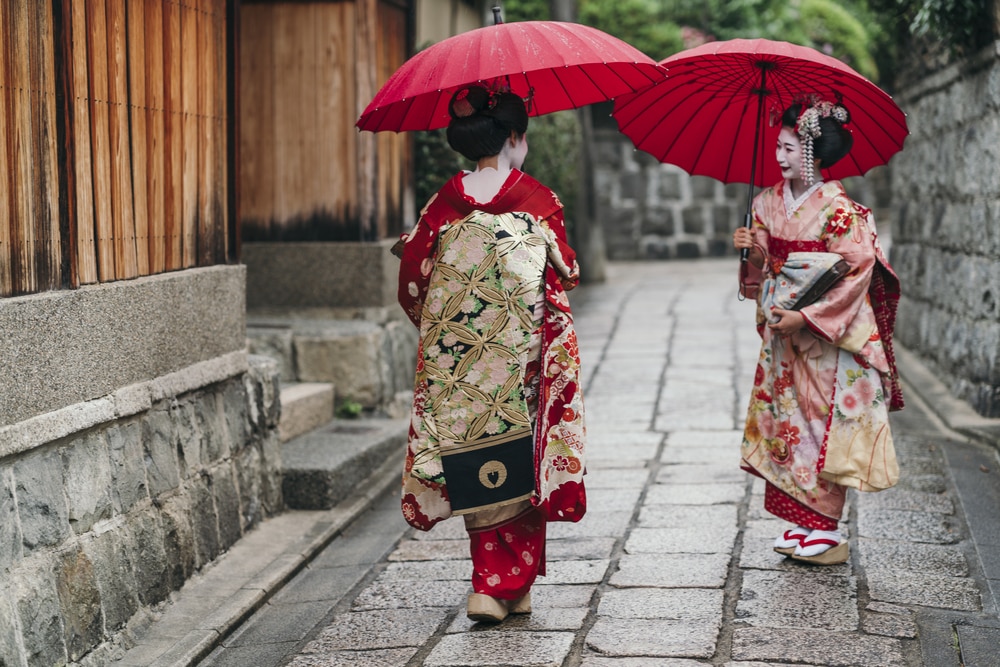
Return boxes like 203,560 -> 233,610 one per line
397,170 -> 587,600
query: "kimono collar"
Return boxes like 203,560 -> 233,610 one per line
783,179 -> 824,218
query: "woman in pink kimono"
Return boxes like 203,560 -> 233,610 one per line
397,85 -> 586,621
733,97 -> 903,565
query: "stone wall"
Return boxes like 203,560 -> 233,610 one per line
592,128 -> 891,261
889,40 -> 1000,417
0,268 -> 283,665
243,240 -> 419,415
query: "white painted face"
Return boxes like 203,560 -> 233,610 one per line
776,126 -> 806,181
506,133 -> 528,170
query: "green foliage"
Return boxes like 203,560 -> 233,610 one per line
336,399 -> 364,419
578,0 -> 683,59
905,0 -> 994,54
414,129 -> 464,211
800,0 -> 880,79
523,111 -> 582,237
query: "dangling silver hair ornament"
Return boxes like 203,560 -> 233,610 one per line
794,97 -> 849,186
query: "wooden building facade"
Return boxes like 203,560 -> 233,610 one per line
0,0 -> 234,299
238,0 -> 412,243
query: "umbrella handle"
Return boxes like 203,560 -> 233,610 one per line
740,213 -> 752,263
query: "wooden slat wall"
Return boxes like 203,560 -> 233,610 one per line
375,1 -> 407,240
240,1 -> 407,242
0,2 -> 62,297
0,0 -> 230,298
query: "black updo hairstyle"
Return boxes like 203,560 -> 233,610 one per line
446,84 -> 529,162
781,102 -> 853,168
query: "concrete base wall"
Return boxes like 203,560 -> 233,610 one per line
243,240 -> 401,313
0,268 -> 284,665
0,265 -> 247,428
890,40 -> 1000,417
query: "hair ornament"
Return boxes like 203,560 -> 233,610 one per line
449,84 -> 502,119
792,95 -> 849,186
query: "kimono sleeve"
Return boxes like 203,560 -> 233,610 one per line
541,208 -> 580,290
397,209 -> 439,328
799,196 -> 879,351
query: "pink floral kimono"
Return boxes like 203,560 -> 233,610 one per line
397,169 -> 586,601
739,180 -> 903,530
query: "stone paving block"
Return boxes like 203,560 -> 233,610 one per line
866,570 -> 982,610
857,538 -> 969,576
581,658 -> 706,667
855,487 -> 954,514
730,627 -> 906,666
739,537 -> 852,576
656,463 -> 746,485
862,612 -> 918,638
547,537 -> 616,561
425,631 -> 576,667
896,473 -> 948,494
644,482 -> 745,505
586,488 -> 643,512
637,504 -> 738,529
665,430 -> 745,448
543,559 -> 611,584
598,588 -> 723,620
586,618 -> 719,658
588,443 -> 662,468
625,526 -> 738,555
584,468 -> 651,490
584,432 -> 664,448
410,517 -> 467,540
857,507 -> 959,543
548,511 -> 632,539
388,539 -> 469,561
350,578 -> 469,611
524,583 -> 597,609
660,444 -> 738,465
610,553 -> 730,588
302,608 -> 450,651
380,560 -> 470,582
655,412 -> 736,432
288,647 -> 419,667
736,570 -> 858,631
445,606 -> 589,633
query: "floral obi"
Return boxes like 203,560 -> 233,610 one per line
767,237 -> 826,276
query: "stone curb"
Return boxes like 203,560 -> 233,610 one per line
117,443 -> 404,667
895,344 -> 1000,450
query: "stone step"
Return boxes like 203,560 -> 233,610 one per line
278,382 -> 335,443
281,417 -> 408,510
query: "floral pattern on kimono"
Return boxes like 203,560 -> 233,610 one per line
738,180 -> 902,521
397,170 -> 586,531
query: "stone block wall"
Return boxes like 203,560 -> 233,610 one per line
889,41 -> 1000,417
0,267 -> 284,665
592,128 -> 893,262
0,357 -> 282,666
593,128 -> 748,260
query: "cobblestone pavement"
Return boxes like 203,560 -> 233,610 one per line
202,259 -> 1000,667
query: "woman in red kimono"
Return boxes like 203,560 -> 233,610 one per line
733,97 -> 903,565
397,84 -> 586,621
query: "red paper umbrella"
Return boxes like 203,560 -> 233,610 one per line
357,18 -> 666,133
613,38 -> 909,188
